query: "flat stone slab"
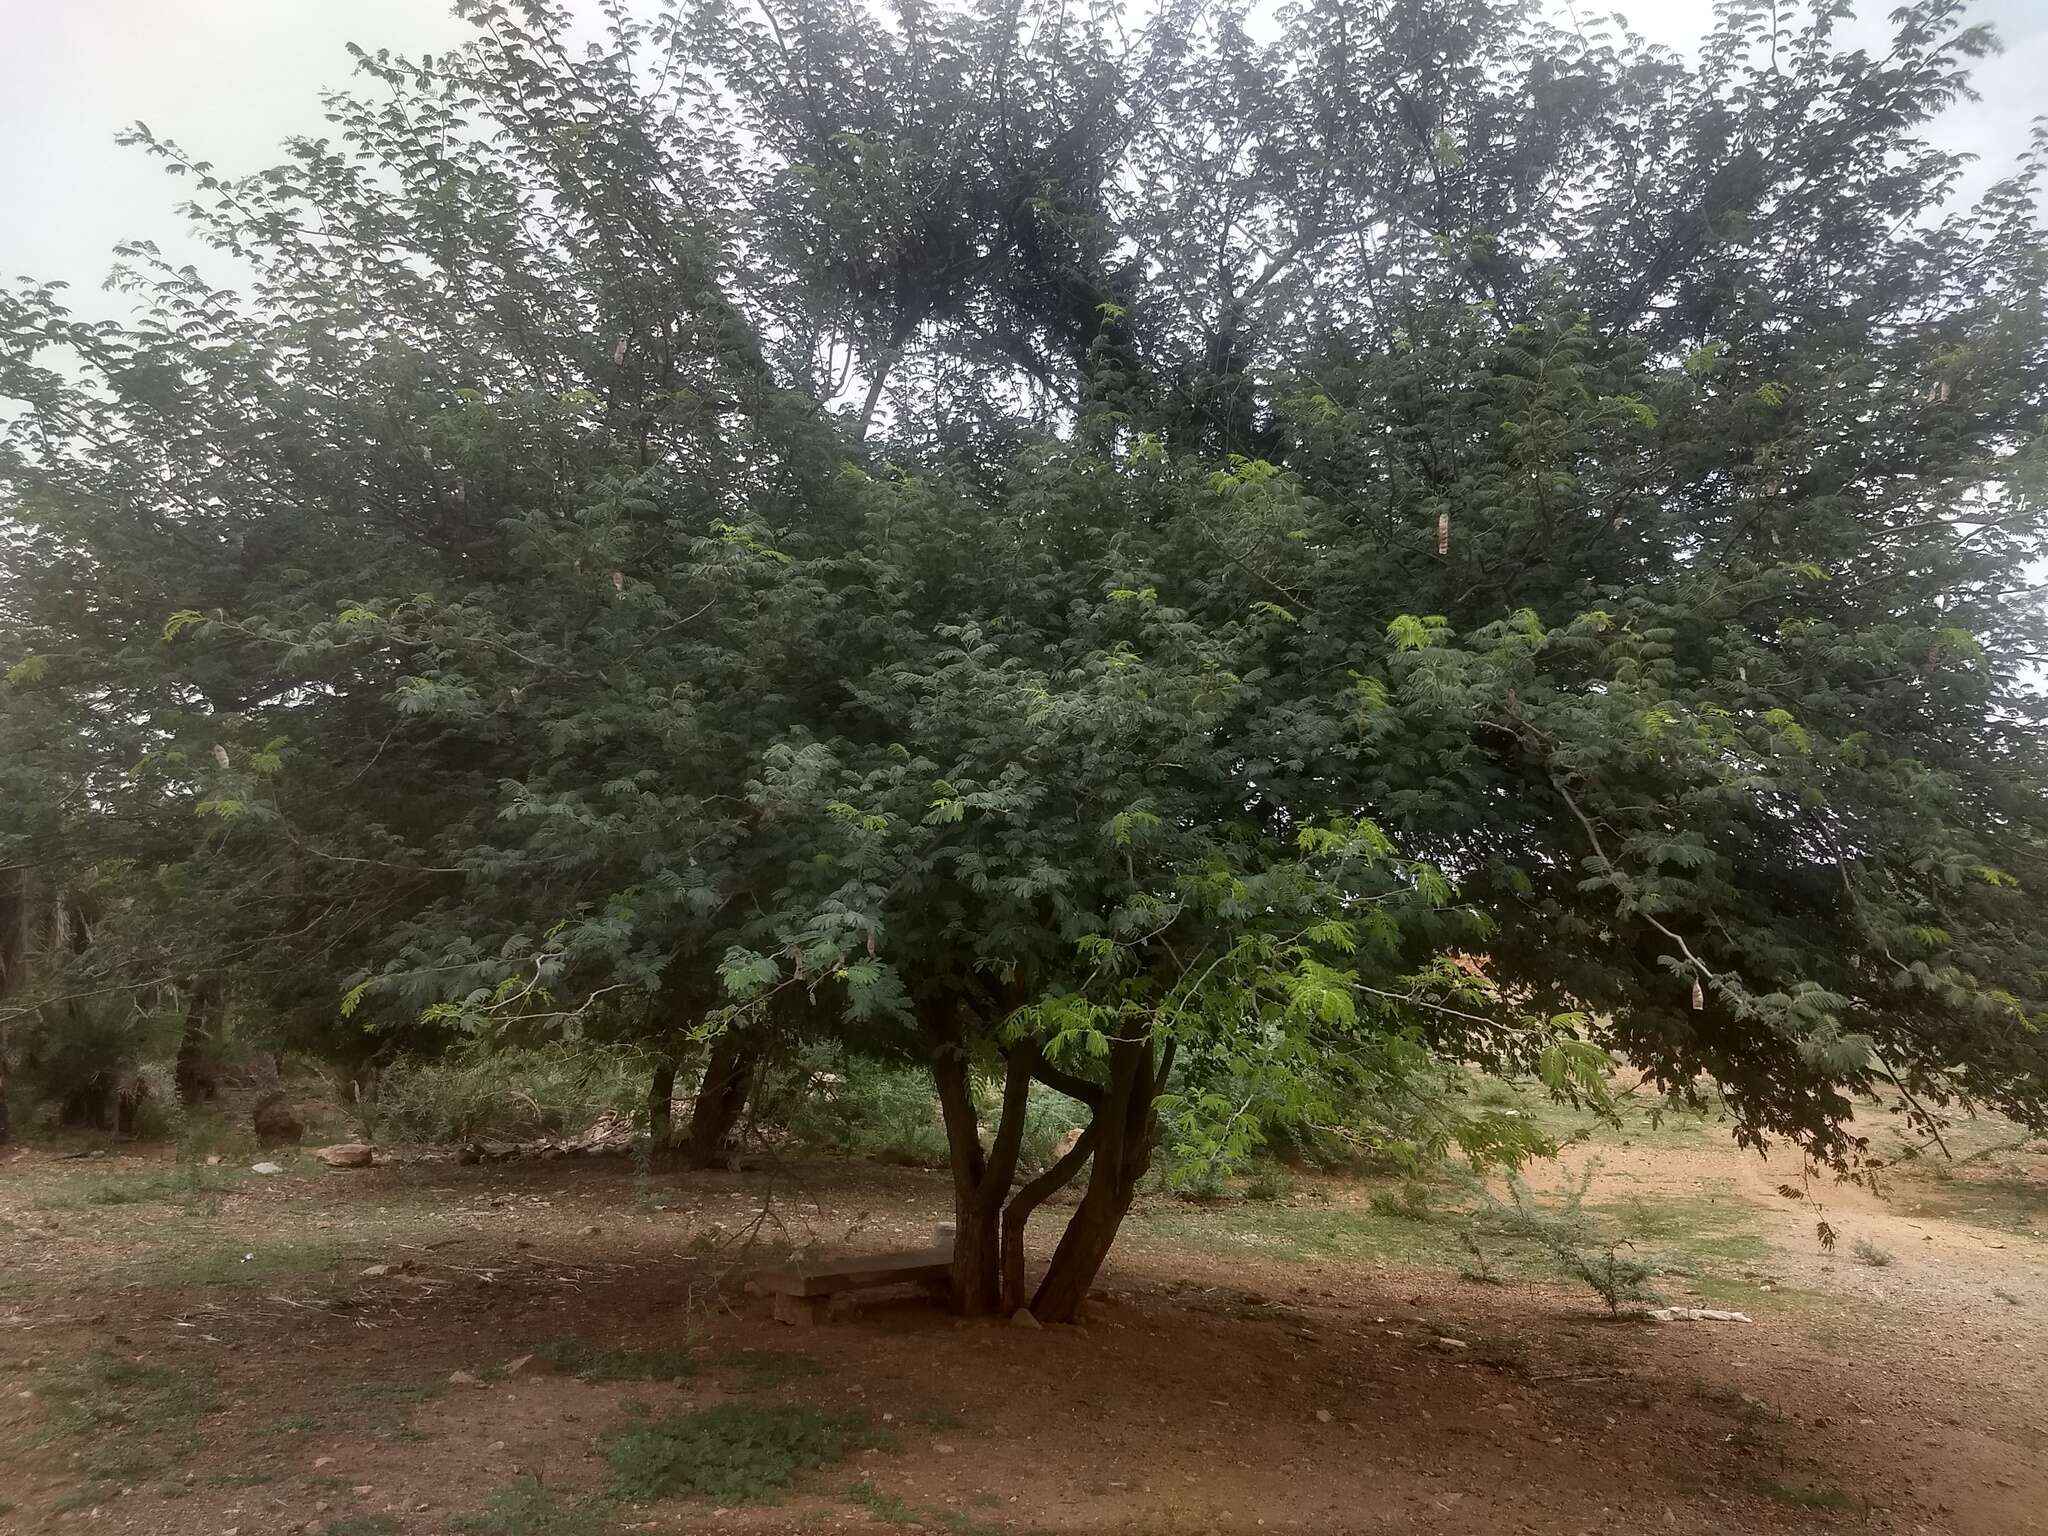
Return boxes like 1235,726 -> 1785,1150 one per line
754,1246 -> 952,1299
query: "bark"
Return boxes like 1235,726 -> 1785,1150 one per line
933,1029 -> 1039,1315
646,1055 -> 678,1151
1029,1031 -> 1172,1323
173,977 -> 219,1107
0,866 -> 25,1146
684,1032 -> 757,1169
1002,1124 -> 1095,1313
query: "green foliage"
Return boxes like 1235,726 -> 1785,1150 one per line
606,1403 -> 893,1505
1476,1167 -> 1664,1315
370,1045 -> 649,1144
451,1480 -> 611,1536
32,1352 -> 207,1445
847,1483 -> 917,1524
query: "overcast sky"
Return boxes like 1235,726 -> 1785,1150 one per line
2,0 -> 2044,301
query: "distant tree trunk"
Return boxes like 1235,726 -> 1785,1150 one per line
0,866 -> 25,1145
1028,1028 -> 1170,1324
683,1032 -> 757,1169
173,977 -> 219,1108
647,1055 -> 678,1151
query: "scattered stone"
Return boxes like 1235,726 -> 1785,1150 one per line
1434,1337 -> 1470,1352
250,1162 -> 285,1176
448,1370 -> 485,1388
360,1264 -> 392,1279
312,1457 -> 335,1470
311,1143 -> 374,1169
935,1443 -> 957,1455
502,1353 -> 540,1377
204,1155 -> 223,1168
351,1486 -> 374,1497
1315,1409 -> 1333,1424
1010,1308 -> 1042,1330
1647,1307 -> 1752,1324
488,1441 -> 507,1453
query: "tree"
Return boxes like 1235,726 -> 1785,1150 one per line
3,0 -> 2044,1321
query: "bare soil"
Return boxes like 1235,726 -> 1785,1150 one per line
1,1104 -> 2042,1536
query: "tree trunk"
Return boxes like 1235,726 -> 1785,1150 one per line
1002,1125 -> 1095,1313
932,1027 -> 1039,1316
0,866 -> 24,1146
684,1032 -> 756,1169
647,1055 -> 678,1151
1028,1030 -> 1171,1324
174,977 -> 219,1108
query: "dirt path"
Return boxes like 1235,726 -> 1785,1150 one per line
1,1105 -> 2042,1535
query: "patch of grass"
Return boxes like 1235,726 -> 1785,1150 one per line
709,1347 -> 827,1389
1748,1476 -> 1860,1513
79,1165 -> 246,1207
848,1482 -> 917,1523
538,1336 -> 694,1382
938,1513 -> 1009,1536
1367,1181 -> 1433,1221
321,1517 -> 403,1536
1240,1168 -> 1290,1202
452,1479 -> 611,1536
154,1237 -> 345,1288
607,1402 -> 895,1505
33,1351 -> 207,1443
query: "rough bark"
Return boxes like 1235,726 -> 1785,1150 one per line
933,1030 -> 1040,1315
1029,1031 -> 1172,1323
646,1055 -> 678,1151
1002,1124 -> 1095,1313
684,1031 -> 756,1169
173,977 -> 219,1108
0,866 -> 25,1145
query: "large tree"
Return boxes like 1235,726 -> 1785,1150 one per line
4,0 -> 2045,1318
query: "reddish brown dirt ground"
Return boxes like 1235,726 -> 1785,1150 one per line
1,1113 -> 2043,1536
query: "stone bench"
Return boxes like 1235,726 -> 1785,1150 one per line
756,1226 -> 955,1325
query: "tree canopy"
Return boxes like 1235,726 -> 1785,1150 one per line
4,0 -> 2046,1319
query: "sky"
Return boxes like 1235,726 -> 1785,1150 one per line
1,0 -> 2044,300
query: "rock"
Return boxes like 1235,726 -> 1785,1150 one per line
935,1443 -> 957,1455
252,1090 -> 304,1147
360,1264 -> 393,1279
1010,1309 -> 1042,1329
204,1155 -> 223,1167
250,1162 -> 285,1176
312,1456 -> 335,1469
312,1143 -> 374,1169
1434,1337 -> 1470,1352
1646,1307 -> 1752,1324
448,1370 -> 485,1388
1315,1409 -> 1332,1424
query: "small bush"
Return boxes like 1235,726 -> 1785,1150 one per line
1851,1237 -> 1896,1268
370,1044 -> 648,1144
607,1403 -> 893,1505
1241,1168 -> 1290,1202
1477,1165 -> 1662,1314
847,1482 -> 916,1523
1368,1181 -> 1433,1221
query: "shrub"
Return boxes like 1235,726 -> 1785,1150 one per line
1476,1164 -> 1662,1314
1851,1237 -> 1896,1268
368,1043 -> 648,1144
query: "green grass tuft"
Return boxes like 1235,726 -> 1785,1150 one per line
607,1402 -> 894,1505
537,1336 -> 694,1382
451,1479 -> 611,1536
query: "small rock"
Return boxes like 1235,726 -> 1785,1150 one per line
204,1155 -> 223,1167
1435,1337 -> 1470,1352
250,1162 -> 284,1176
502,1353 -> 540,1377
1315,1409 -> 1332,1424
935,1443 -> 957,1455
312,1456 -> 335,1469
351,1486 -> 374,1497
314,1502 -> 330,1515
360,1264 -> 392,1279
311,1143 -> 374,1169
488,1441 -> 507,1453
448,1370 -> 485,1388
1010,1309 -> 1042,1330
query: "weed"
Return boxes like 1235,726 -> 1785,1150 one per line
452,1479 -> 611,1536
848,1482 -> 917,1523
607,1402 -> 894,1505
321,1518 -> 402,1536
372,1042 -> 651,1144
1748,1476 -> 1859,1512
537,1336 -> 694,1382
1851,1237 -> 1895,1268
154,1238 -> 344,1288
910,1405 -> 966,1432
1478,1166 -> 1661,1314
33,1351 -> 207,1443
939,1512 -> 1009,1536
1368,1181 -> 1433,1221
1241,1168 -> 1290,1202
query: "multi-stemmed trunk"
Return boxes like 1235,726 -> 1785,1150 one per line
646,1055 -> 678,1152
926,1006 -> 1169,1325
